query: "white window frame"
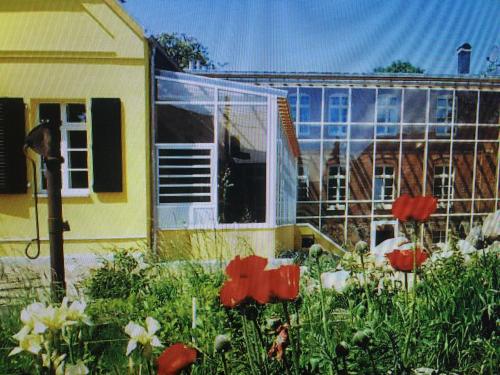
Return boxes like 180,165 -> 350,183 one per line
374,165 -> 395,203
39,103 -> 89,197
433,165 -> 454,204
299,93 -> 311,122
377,94 -> 399,123
297,164 -> 310,200
328,93 -> 348,123
326,165 -> 346,210
435,94 -> 453,123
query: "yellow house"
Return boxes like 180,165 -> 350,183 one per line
0,0 -> 342,262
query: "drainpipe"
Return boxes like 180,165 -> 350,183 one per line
149,43 -> 159,255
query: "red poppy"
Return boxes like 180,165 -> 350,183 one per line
386,248 -> 428,272
220,255 -> 272,307
269,265 -> 300,301
391,194 -> 414,222
157,343 -> 197,375
411,196 -> 438,222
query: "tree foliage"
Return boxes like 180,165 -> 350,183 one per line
374,60 -> 424,73
154,32 -> 215,70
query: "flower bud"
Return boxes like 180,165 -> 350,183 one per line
352,330 -> 371,350
335,341 -> 349,357
266,318 -> 282,332
355,241 -> 369,255
309,244 -> 323,259
215,334 -> 231,353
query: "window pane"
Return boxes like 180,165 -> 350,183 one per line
297,141 -> 321,201
297,124 -> 321,139
352,89 -> 375,122
218,105 -> 267,223
456,91 -> 477,124
430,90 -> 453,123
475,142 -> 498,199
157,79 -> 214,101
156,104 -> 214,143
278,88 -> 297,121
298,88 -> 321,122
69,171 -> 88,188
324,124 -> 347,139
377,89 -> 401,123
452,142 -> 474,199
400,142 -> 425,196
321,217 -> 345,244
218,89 -> 267,103
403,89 -> 427,123
478,126 -> 499,140
65,104 -> 86,123
402,124 -> 425,140
322,141 -> 347,202
68,131 -> 87,148
324,88 -> 349,123
68,151 -> 87,169
349,141 -> 374,200
479,92 -> 500,124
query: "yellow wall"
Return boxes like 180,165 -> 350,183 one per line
157,226 -> 297,260
0,0 -> 151,256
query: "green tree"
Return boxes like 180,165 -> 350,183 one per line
374,60 -> 424,73
154,33 -> 216,70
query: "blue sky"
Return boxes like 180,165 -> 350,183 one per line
123,0 -> 500,74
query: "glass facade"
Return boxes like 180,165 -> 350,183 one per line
279,86 -> 500,249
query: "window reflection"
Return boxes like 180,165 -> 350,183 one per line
298,88 -> 322,122
352,89 -> 375,122
403,89 -> 427,123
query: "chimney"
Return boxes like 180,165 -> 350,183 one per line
457,43 -> 472,74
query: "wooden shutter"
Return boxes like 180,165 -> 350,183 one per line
0,98 -> 27,194
91,98 -> 122,192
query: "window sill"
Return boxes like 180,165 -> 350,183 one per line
36,190 -> 90,198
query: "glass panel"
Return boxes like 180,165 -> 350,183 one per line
427,142 -> 452,210
66,104 -> 86,123
474,200 -> 496,214
68,131 -> 87,148
403,89 -> 427,123
297,123 -> 321,139
157,79 -> 214,102
448,216 -> 470,239
454,125 -> 475,140
374,142 -> 398,214
156,104 -> 214,143
347,218 -> 371,247
400,142 -> 425,196
349,141 -> 374,200
69,171 -> 88,189
218,90 -> 267,103
474,142 -> 498,199
428,124 -> 454,140
456,91 -> 477,124
279,87 -> 297,122
68,151 -> 87,169
218,105 -> 267,223
324,124 -> 348,139
479,91 -> 500,124
352,89 -> 375,122
347,202 -> 372,215
402,124 -> 425,140
297,203 -> 319,217
324,88 -> 349,123
450,200 -> 472,214
377,89 -> 401,123
350,124 -> 374,139
297,142 -> 321,201
376,124 -> 399,139
322,141 -> 347,202
321,217 -> 345,245
452,142 -> 474,199
430,90 -> 453,123
424,218 -> 447,250
478,126 -> 499,140
298,88 -> 321,122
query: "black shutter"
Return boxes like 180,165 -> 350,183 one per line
0,98 -> 27,194
91,98 -> 122,192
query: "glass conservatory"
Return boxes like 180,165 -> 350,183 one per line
153,71 -> 298,237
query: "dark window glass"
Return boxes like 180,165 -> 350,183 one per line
456,91 -> 477,124
68,131 -> 87,148
66,104 -> 86,122
403,89 -> 427,123
479,92 -> 500,124
156,104 -> 214,143
69,171 -> 88,188
349,141 -> 374,200
351,89 -> 375,122
218,105 -> 267,223
298,88 -> 322,122
68,151 -> 87,169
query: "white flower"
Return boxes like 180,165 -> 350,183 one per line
64,361 -> 89,375
20,302 -> 49,334
124,317 -> 162,356
60,298 -> 91,326
321,270 -> 350,292
9,326 -> 44,356
37,305 -> 67,331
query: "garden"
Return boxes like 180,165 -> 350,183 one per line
1,196 -> 498,374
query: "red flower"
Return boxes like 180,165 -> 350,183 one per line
392,195 -> 437,222
269,265 -> 300,301
220,255 -> 272,307
157,343 -> 197,375
391,194 -> 414,222
386,248 -> 428,272
412,196 -> 438,222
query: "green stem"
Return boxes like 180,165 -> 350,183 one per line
316,259 -> 329,342
251,318 -> 269,375
367,347 -> 377,374
241,315 -> 259,374
359,252 -> 373,316
221,353 -> 230,375
282,302 -> 300,375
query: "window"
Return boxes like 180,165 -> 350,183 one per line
39,103 -> 88,195
435,94 -> 453,123
326,125 -> 347,138
377,94 -> 399,122
298,164 -> 309,200
376,125 -> 398,137
299,93 -> 310,122
288,93 -> 297,121
374,166 -> 394,201
327,165 -> 346,202
432,228 -> 446,244
298,124 -> 311,137
433,165 -> 454,200
328,93 -> 348,122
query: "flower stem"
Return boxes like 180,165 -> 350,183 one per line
221,353 -> 230,375
316,258 -> 329,342
251,318 -> 269,375
359,252 -> 373,315
241,315 -> 259,374
282,302 -> 300,375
